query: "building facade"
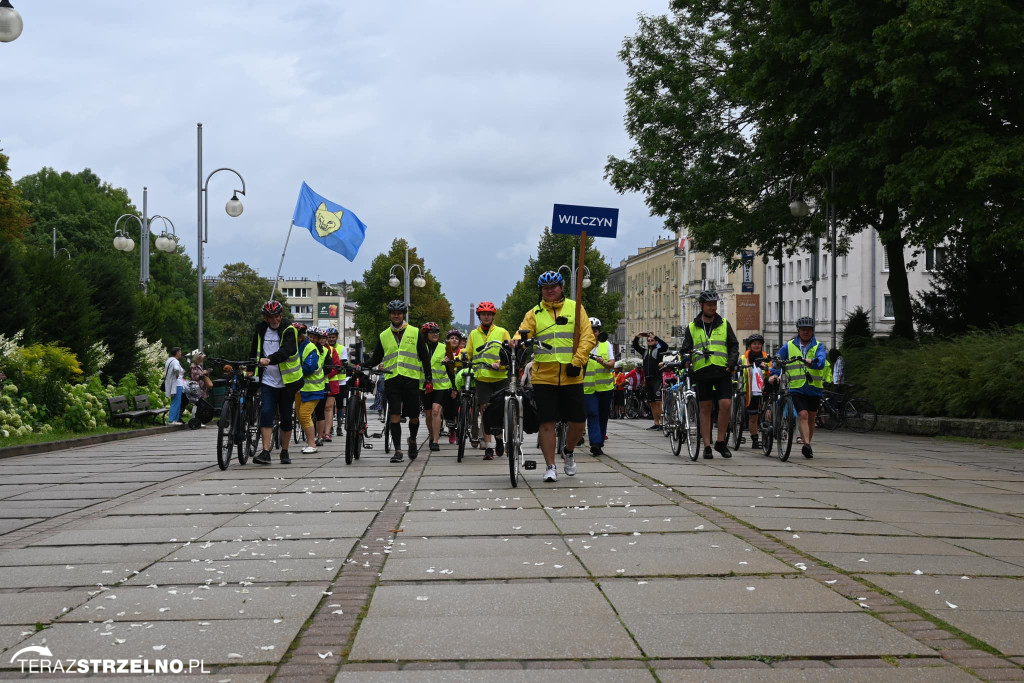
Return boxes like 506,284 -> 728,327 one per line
275,278 -> 358,347
623,239 -> 680,353
679,241 -> 765,347
606,262 -> 627,353
763,229 -> 940,353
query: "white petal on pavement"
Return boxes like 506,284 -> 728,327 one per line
946,601 -> 958,609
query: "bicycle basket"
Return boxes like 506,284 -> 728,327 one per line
183,380 -> 203,402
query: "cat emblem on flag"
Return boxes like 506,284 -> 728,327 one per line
315,203 -> 344,237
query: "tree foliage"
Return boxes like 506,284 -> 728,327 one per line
206,262 -> 287,361
606,0 -> 1024,340
350,238 -> 453,352
0,148 -> 31,241
495,228 -> 622,336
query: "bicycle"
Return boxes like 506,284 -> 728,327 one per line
209,359 -> 259,471
342,366 -> 390,465
758,355 -> 804,462
727,368 -> 746,450
817,384 -> 878,433
454,355 -> 479,463
661,355 -> 700,460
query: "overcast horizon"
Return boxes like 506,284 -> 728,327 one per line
1,1 -> 674,324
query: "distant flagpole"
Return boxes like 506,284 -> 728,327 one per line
269,220 -> 296,301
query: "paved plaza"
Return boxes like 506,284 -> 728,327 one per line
1,420 -> 1023,681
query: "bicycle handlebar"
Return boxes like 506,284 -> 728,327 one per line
210,358 -> 258,368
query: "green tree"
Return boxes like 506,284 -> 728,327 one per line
0,148 -> 31,241
350,238 -> 453,352
495,227 -> 622,337
138,242 -> 200,351
72,251 -> 140,380
606,0 -> 1024,340
206,262 -> 287,360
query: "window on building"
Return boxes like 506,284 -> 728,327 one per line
883,294 -> 894,319
701,262 -> 707,281
822,297 -> 828,320
797,300 -> 802,318
805,299 -> 810,318
291,304 -> 313,319
842,254 -> 848,275
805,257 -> 811,280
797,261 -> 802,281
822,255 -> 828,279
882,243 -> 890,271
788,301 -> 794,322
841,295 -> 848,318
925,247 -> 947,271
283,287 -> 310,298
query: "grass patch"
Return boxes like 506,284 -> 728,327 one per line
0,425 -> 126,449
934,435 -> 1024,450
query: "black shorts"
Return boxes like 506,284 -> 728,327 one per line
533,383 -> 586,424
313,398 -> 325,421
644,380 -> 662,402
792,393 -> 821,414
385,376 -> 422,419
614,389 -> 626,406
695,377 -> 731,402
745,395 -> 761,415
422,389 -> 453,411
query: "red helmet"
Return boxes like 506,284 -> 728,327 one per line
262,300 -> 283,316
446,329 -> 464,340
292,323 -> 307,334
476,302 -> 497,314
421,322 -> 440,333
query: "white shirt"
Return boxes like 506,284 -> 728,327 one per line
261,327 -> 284,389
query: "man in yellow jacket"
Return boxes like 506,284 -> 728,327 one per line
516,270 -> 596,482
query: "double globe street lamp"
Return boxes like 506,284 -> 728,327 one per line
389,244 -> 425,308
558,246 -> 591,294
0,0 -> 23,43
111,187 -> 178,293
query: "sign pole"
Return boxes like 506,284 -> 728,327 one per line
573,231 -> 587,353
270,220 -> 296,300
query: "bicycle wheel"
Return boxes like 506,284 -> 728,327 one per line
506,399 -> 521,488
292,404 -> 302,444
624,395 -> 638,419
844,397 -> 878,433
354,400 -> 364,461
759,400 -> 774,457
730,394 -> 745,450
684,394 -> 700,461
241,391 -> 260,465
777,397 -> 795,462
344,397 -> 359,465
555,421 -> 567,458
383,399 -> 392,453
456,397 -> 469,463
216,402 -> 234,470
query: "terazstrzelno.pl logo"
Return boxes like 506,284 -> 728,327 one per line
10,645 -> 209,675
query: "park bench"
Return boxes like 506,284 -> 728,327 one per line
133,394 -> 168,424
106,395 -> 151,426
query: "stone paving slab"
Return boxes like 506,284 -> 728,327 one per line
868,575 -> 1024,610
655,668 -> 976,683
783,532 -> 977,556
623,612 -> 932,657
736,518 -> 916,535
0,563 -> 150,589
72,513 -> 237,530
30,528 -> 215,546
601,577 -> 859,614
12,618 -> 302,664
944,538 -> 1024,558
929,610 -> 1024,655
533,487 -> 672,508
573,531 -> 791,577
0,590 -> 92,624
889,522 -> 1024,539
550,506 -> 717,534
336,672 -> 656,683
399,509 -> 559,536
692,495 -> 838,509
0,544 -> 174,567
349,583 -> 640,660
380,536 -> 587,580
408,495 -> 542,511
63,585 -> 327,621
222,511 -> 379,527
812,551 -> 1024,575
717,506 -> 863,520
124,558 -> 341,585
0,625 -> 34,654
166,538 -> 356,562
199,523 -> 370,541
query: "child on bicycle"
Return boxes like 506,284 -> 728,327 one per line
740,334 -> 770,450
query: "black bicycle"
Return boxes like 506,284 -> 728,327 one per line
758,355 -> 804,462
343,366 -> 389,465
210,359 -> 259,470
817,384 -> 878,433
454,355 -> 479,463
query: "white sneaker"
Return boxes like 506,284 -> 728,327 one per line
301,446 -> 318,454
543,465 -> 557,483
563,451 -> 577,477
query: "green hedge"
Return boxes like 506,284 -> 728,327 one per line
843,327 -> 1024,421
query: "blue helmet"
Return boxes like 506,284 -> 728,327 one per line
537,270 -> 564,287
325,327 -> 338,335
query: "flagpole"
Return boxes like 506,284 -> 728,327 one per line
270,220 -> 296,300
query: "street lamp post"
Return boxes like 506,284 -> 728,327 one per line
557,246 -> 591,294
52,228 -> 70,260
789,170 -> 839,348
111,187 -> 178,291
0,0 -> 23,42
388,244 -> 426,308
196,122 -> 246,351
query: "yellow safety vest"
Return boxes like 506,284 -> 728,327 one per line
588,341 -> 614,392
332,342 -> 347,383
689,319 -> 729,372
428,343 -> 452,391
822,359 -> 833,384
531,299 -> 576,365
258,324 -> 302,385
300,342 -> 326,393
379,326 -> 424,382
786,340 -> 824,390
469,325 -> 508,382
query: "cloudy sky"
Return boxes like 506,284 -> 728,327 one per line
1,1 -> 673,323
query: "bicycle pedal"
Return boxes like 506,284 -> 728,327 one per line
363,444 -> 374,449
523,460 -> 537,470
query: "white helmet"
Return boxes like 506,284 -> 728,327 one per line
589,317 -> 602,329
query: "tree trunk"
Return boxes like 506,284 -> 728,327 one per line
880,209 -> 915,340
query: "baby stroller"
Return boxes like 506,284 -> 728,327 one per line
184,380 -> 215,430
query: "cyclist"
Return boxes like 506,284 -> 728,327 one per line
679,290 -> 740,459
466,302 -> 511,460
613,365 -> 627,419
769,316 -> 826,458
632,330 -> 668,430
515,270 -> 596,482
292,327 -> 327,454
421,322 -> 453,451
444,329 -> 464,444
321,327 -> 347,443
584,317 -> 615,456
740,333 -> 770,450
251,301 -> 301,466
362,300 -> 433,463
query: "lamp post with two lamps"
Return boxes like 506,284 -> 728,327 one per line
196,123 -> 246,351
558,246 -> 591,294
111,187 -> 179,292
0,0 -> 23,43
388,245 -> 426,308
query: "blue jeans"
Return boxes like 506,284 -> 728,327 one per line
585,391 -> 612,446
168,386 -> 183,422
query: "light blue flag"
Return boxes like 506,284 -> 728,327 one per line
292,181 -> 367,262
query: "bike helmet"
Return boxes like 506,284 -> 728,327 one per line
446,329 -> 463,339
308,327 -> 322,337
748,333 -> 765,343
697,289 -> 718,303
292,323 -> 307,334
262,300 -> 283,315
589,317 -> 602,329
796,316 -> 815,329
421,321 -> 440,333
387,299 -> 408,313
537,270 -> 564,287
325,327 -> 338,336
476,301 -> 497,314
